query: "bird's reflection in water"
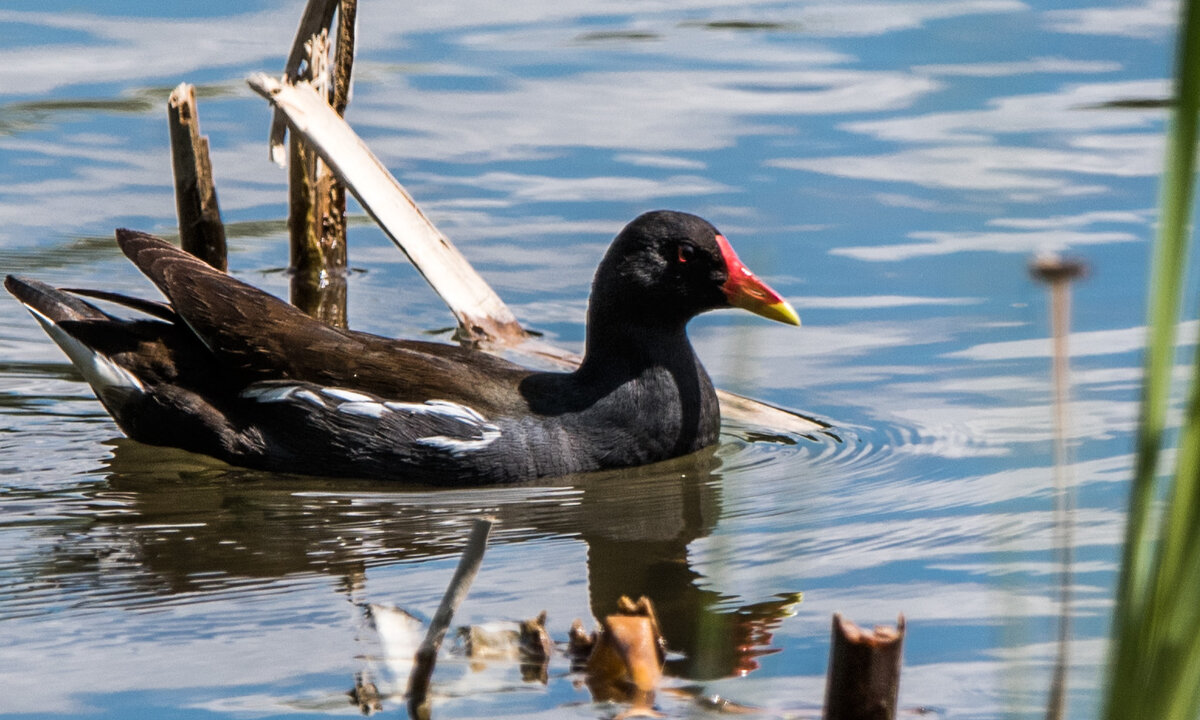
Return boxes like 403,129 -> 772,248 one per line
79,437 -> 798,684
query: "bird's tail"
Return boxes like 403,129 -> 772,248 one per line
5,275 -> 147,401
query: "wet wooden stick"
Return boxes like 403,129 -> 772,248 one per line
167,83 -> 227,270
407,517 -> 494,720
823,614 -> 904,720
288,29 -> 349,326
245,74 -> 829,433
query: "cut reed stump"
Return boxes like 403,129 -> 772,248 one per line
167,83 -> 227,270
284,0 -> 357,327
823,614 -> 905,720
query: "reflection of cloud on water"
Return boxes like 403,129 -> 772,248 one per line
794,294 -> 983,309
0,0 -> 1031,101
0,579 -> 355,714
807,581 -> 1107,622
948,321 -> 1196,360
696,500 -> 1125,588
887,397 -> 1137,450
866,453 -> 1131,517
885,365 -> 1151,411
0,523 -> 591,716
989,209 -> 1151,229
842,80 -> 1167,144
833,227 -> 1139,261
362,0 -> 1028,40
774,79 -> 1167,207
914,57 -> 1123,77
774,138 -> 1159,196
406,170 -> 734,202
1,0 -> 1045,241
0,131 -> 294,243
0,8 -> 295,96
898,639 -> 1104,718
1044,0 -> 1178,39
356,68 -> 939,162
699,317 -> 957,370
697,308 -> 1148,458
767,0 -> 1027,36
458,23 -> 853,68
614,153 -> 708,170
831,208 -> 1150,261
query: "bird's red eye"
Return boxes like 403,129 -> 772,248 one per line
677,243 -> 696,264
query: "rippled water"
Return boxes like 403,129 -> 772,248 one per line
0,1 -> 1178,717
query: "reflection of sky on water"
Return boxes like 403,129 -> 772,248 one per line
0,0 -> 1182,717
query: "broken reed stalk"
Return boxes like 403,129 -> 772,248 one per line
246,74 -> 830,435
270,0 -> 341,165
250,74 -> 530,346
288,28 -> 349,327
331,0 -> 356,117
167,83 -> 227,270
823,614 -> 904,720
285,0 -> 356,327
1030,254 -> 1086,720
407,517 -> 494,720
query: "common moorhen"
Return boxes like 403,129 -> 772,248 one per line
6,210 -> 799,483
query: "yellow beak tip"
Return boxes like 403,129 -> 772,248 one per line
760,301 -> 801,327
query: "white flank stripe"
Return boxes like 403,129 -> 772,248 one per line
383,400 -> 432,414
321,387 -> 376,403
423,399 -> 488,424
338,401 -> 388,418
241,384 -> 299,402
417,426 -> 502,456
238,384 -> 498,455
383,399 -> 488,424
294,389 -> 325,407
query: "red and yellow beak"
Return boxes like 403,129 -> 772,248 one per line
715,234 -> 800,326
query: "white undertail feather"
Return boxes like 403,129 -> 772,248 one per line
24,305 -> 145,397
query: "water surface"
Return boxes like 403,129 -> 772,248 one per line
0,1 -> 1179,717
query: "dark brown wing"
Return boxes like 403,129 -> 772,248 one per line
115,229 -> 534,414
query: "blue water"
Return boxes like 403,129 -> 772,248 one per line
0,1 -> 1181,717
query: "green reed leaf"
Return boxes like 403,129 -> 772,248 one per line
1104,0 -> 1200,718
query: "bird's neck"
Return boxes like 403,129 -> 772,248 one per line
577,312 -> 695,380
574,311 -> 719,458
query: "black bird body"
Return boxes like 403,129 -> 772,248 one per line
7,211 -> 798,484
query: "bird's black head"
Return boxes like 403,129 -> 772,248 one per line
588,210 -> 799,330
